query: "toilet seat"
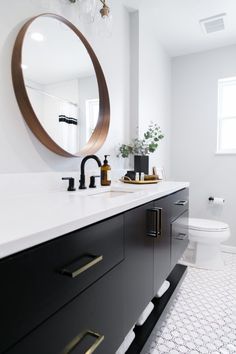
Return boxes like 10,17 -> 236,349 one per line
188,218 -> 229,232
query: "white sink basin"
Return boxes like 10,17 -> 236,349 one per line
69,186 -> 143,198
88,190 -> 135,198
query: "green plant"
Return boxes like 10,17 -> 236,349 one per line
117,123 -> 164,157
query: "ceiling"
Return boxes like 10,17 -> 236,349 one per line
142,0 -> 236,57
22,0 -> 236,82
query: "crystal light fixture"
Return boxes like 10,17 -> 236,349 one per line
99,0 -> 110,18
68,0 -> 111,21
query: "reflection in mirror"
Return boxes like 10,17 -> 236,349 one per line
22,16 -> 99,155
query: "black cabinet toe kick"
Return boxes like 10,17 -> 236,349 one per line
126,264 -> 188,354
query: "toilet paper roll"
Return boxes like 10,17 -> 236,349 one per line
136,302 -> 154,326
116,327 -> 135,354
155,280 -> 170,298
210,197 -> 225,205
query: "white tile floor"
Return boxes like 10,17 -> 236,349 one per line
146,253 -> 236,354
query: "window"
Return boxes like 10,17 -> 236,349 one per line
217,77 -> 236,153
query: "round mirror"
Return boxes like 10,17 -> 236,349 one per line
12,14 -> 110,157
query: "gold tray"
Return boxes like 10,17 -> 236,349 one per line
120,178 -> 160,185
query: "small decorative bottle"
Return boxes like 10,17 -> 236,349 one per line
101,155 -> 111,186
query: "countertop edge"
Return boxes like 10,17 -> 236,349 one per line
0,182 -> 189,259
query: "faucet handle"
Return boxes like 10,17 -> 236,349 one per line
62,177 -> 76,192
89,175 -> 100,188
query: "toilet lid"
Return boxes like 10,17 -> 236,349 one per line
188,218 -> 229,232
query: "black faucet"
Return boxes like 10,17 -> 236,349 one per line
79,155 -> 102,189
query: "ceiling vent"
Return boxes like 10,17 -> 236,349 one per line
200,13 -> 226,34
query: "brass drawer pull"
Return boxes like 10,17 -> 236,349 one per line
62,330 -> 104,354
61,255 -> 103,278
174,200 -> 188,206
175,233 -> 188,240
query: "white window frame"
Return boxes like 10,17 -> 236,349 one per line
217,77 -> 236,154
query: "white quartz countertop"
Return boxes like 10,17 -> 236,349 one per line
0,181 -> 189,259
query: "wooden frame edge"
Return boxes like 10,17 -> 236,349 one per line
11,13 -> 110,157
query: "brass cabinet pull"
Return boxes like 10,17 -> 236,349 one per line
175,233 -> 188,240
174,200 -> 188,206
147,208 -> 162,238
61,255 -> 103,278
62,330 -> 104,354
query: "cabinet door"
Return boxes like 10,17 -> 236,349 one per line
153,196 -> 172,294
171,210 -> 189,269
123,202 -> 154,332
6,265 -> 124,354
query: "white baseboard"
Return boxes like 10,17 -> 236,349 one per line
221,245 -> 236,254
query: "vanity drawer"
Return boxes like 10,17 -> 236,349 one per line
170,188 -> 189,220
6,265 -> 124,354
171,210 -> 189,269
0,214 -> 124,353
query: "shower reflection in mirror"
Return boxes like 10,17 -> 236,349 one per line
25,75 -> 99,154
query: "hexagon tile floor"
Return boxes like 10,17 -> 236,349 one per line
146,252 -> 236,354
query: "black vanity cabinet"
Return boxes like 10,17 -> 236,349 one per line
1,188 -> 189,354
153,196 -> 172,294
122,188 -> 189,333
0,215 -> 124,353
153,188 -> 189,293
170,188 -> 189,269
171,210 -> 189,269
6,265 -> 125,354
123,201 -> 154,332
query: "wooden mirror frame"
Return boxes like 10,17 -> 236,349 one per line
12,13 -> 110,157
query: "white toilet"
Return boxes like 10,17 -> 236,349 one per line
183,218 -> 230,270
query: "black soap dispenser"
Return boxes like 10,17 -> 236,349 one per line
101,155 -> 111,186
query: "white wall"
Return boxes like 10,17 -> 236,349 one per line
138,10 -> 172,177
128,7 -> 172,176
171,45 -> 236,247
